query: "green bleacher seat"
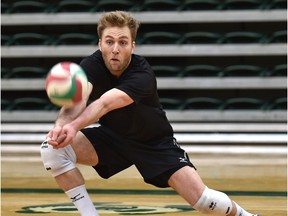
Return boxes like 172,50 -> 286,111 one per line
183,97 -> 223,110
6,67 -> 48,78
220,98 -> 265,110
9,97 -> 54,111
52,0 -> 96,13
152,65 -> 183,77
139,31 -> 182,44
265,30 -> 287,44
180,32 -> 222,44
6,33 -> 54,46
1,99 -> 12,111
182,65 -> 222,77
266,0 -> 287,9
267,64 -> 287,76
222,0 -> 265,10
6,1 -> 52,13
159,98 -> 184,110
94,0 -> 138,12
265,97 -> 287,110
140,0 -> 182,11
219,64 -> 265,77
1,2 -> 10,14
220,31 -> 265,44
1,67 -> 10,78
1,34 -> 11,46
180,0 -> 222,11
53,33 -> 98,45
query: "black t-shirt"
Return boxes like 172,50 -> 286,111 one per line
80,50 -> 173,142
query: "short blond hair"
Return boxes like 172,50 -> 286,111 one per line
97,11 -> 140,41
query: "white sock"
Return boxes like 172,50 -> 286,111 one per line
65,184 -> 98,216
234,202 -> 253,216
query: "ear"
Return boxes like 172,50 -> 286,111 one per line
132,41 -> 136,53
98,39 -> 102,51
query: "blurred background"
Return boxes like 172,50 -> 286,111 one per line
1,1 -> 287,215
1,0 -> 287,154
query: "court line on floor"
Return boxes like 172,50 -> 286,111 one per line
2,188 -> 286,197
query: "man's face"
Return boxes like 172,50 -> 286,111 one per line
99,26 -> 135,77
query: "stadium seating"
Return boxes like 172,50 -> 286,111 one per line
1,0 -> 287,14
219,65 -> 265,77
4,66 -> 48,78
2,30 -> 285,46
219,97 -> 265,110
265,30 -> 287,43
139,31 -> 182,44
220,31 -> 266,44
52,0 -> 95,13
265,97 -> 287,110
1,0 -> 287,146
268,64 -> 287,76
180,0 -> 223,11
182,97 -> 223,110
180,32 -> 222,44
1,99 -> 11,111
182,65 -> 223,77
266,0 -> 287,9
140,0 -> 182,11
53,33 -> 98,45
1,2 -> 9,14
5,1 -> 52,13
222,0 -> 265,10
151,65 -> 183,77
95,0 -> 137,12
8,97 -> 55,111
159,98 -> 184,110
5,33 -> 54,46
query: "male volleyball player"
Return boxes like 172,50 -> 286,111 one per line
41,11 -> 260,216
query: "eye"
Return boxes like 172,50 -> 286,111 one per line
120,41 -> 128,46
106,40 -> 113,46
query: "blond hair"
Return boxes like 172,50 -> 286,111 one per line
97,11 -> 140,41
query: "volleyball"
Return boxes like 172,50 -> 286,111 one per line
46,62 -> 89,107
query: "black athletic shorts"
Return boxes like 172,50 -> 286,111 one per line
81,126 -> 196,188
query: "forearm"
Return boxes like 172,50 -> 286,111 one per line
69,98 -> 106,131
54,101 -> 87,127
51,88 -> 133,148
70,88 -> 134,131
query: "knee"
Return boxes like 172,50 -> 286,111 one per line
193,186 -> 233,215
40,139 -> 76,177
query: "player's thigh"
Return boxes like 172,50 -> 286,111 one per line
70,131 -> 99,166
168,166 -> 206,206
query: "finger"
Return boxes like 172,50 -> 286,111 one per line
51,130 -> 59,141
55,135 -> 72,149
48,139 -> 58,146
56,134 -> 67,144
46,131 -> 52,139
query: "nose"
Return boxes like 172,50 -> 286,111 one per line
112,43 -> 119,54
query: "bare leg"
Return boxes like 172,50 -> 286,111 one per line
55,168 -> 85,191
168,166 -> 206,206
168,166 -> 237,215
54,132 -> 98,192
41,131 -> 99,215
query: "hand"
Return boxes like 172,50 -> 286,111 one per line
46,125 -> 67,148
52,124 -> 77,149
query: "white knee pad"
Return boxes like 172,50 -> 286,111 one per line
193,186 -> 233,215
40,139 -> 76,177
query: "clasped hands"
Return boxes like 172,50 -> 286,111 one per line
47,124 -> 77,149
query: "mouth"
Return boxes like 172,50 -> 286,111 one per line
110,58 -> 120,63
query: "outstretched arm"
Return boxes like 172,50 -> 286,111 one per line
52,87 -> 133,148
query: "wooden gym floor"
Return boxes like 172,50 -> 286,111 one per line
1,148 -> 287,216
